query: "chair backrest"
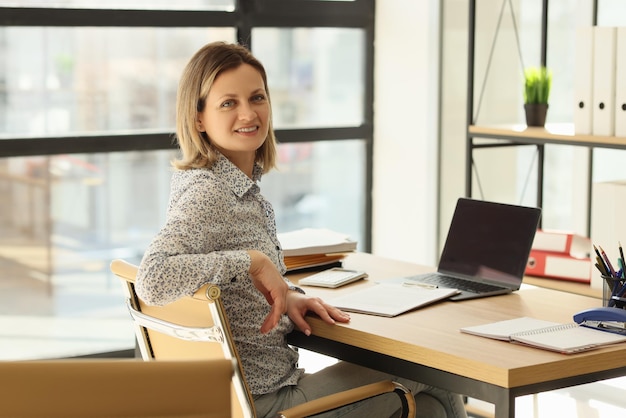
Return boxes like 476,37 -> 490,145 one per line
0,358 -> 233,418
111,259 -> 256,418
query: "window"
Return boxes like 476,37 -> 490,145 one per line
1,28 -> 235,136
0,0 -> 235,10
0,1 -> 375,360
253,28 -> 365,128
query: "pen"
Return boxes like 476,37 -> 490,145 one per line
402,282 -> 438,290
619,241 -> 625,277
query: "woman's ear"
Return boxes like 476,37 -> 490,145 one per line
196,117 -> 205,133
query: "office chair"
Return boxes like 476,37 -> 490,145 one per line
0,358 -> 233,418
111,259 -> 416,418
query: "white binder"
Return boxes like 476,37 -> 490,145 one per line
574,27 -> 594,135
615,27 -> 626,137
592,26 -> 617,136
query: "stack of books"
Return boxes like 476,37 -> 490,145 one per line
277,228 -> 357,272
525,229 -> 592,283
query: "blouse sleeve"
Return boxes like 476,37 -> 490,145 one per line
135,176 -> 251,306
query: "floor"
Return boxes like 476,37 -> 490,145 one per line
297,349 -> 626,418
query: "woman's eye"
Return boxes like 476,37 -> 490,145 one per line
221,100 -> 235,108
251,94 -> 266,103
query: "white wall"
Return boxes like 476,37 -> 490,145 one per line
372,1 -> 440,265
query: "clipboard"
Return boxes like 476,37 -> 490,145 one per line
326,283 -> 459,317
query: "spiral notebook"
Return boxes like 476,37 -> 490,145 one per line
460,317 -> 626,354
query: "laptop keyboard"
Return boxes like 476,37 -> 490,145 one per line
416,273 -> 504,293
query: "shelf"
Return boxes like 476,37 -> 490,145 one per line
469,123 -> 626,150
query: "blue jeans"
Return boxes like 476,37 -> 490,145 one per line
254,361 -> 468,418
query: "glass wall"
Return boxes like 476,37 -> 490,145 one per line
0,151 -> 173,359
0,1 -> 374,359
1,28 -> 235,136
0,140 -> 366,359
254,28 -> 365,128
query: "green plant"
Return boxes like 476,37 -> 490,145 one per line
523,66 -> 552,104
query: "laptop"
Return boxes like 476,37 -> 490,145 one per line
402,198 -> 541,301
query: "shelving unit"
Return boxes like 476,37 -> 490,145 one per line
465,0 -> 608,237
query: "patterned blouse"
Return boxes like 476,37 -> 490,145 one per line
136,153 -> 304,395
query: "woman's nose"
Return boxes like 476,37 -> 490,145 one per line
238,103 -> 256,120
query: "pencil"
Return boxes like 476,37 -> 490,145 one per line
596,256 -> 609,276
599,245 -> 616,277
594,244 -> 611,277
595,260 -> 604,275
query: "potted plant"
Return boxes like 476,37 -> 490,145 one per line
523,66 -> 552,127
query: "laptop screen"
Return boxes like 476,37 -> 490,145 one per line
438,198 -> 542,287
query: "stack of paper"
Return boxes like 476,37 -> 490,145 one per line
277,228 -> 357,271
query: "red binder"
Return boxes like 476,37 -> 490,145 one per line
526,249 -> 592,283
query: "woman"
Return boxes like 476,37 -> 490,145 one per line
136,41 -> 467,418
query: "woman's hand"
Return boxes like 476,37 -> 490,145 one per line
285,292 -> 351,336
247,250 -> 289,333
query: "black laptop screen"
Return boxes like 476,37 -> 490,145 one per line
438,198 -> 542,286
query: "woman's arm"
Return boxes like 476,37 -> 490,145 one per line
136,176 -> 251,305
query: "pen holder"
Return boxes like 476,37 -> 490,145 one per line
601,275 -> 626,309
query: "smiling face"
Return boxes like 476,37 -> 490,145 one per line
197,63 -> 270,172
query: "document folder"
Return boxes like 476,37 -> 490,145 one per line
592,26 -> 617,137
574,26 -> 594,135
615,27 -> 626,137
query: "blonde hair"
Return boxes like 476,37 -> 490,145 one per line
172,41 -> 277,172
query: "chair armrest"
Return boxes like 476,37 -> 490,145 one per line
277,380 -> 415,418
192,283 -> 214,301
110,259 -> 139,283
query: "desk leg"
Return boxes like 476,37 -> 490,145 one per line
288,332 -> 518,418
493,393 -> 514,418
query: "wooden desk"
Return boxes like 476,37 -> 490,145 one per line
287,253 -> 626,418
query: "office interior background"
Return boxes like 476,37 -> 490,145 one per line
1,0 -> 626,368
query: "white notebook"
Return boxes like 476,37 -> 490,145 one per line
461,317 -> 626,354
326,283 -> 458,317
